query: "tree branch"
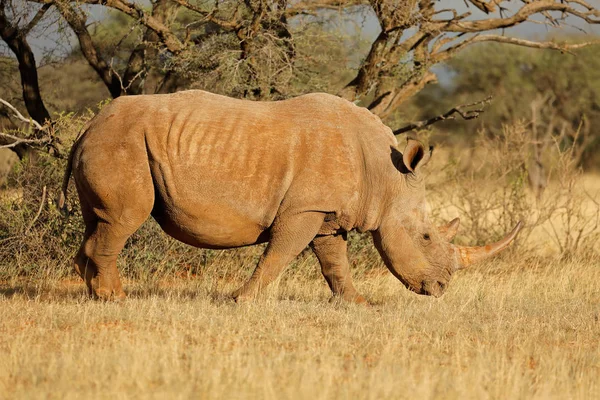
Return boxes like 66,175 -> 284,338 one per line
339,0 -> 600,119
432,34 -> 600,63
0,97 -> 60,157
171,0 -> 241,30
437,1 -> 600,33
392,95 -> 493,135
53,0 -> 123,97
121,0 -> 181,95
285,0 -> 365,18
371,70 -> 438,119
0,132 -> 51,149
34,0 -> 186,54
0,98 -> 44,130
466,0 -> 497,14
22,3 -> 52,36
468,35 -> 600,53
440,34 -> 600,59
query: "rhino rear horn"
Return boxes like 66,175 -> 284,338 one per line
438,217 -> 460,241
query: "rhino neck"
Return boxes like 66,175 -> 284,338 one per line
363,163 -> 427,230
353,134 -> 405,233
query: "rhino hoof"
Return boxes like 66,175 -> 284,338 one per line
93,288 -> 127,302
329,293 -> 368,305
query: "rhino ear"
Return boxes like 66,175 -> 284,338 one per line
391,139 -> 433,174
403,138 -> 432,172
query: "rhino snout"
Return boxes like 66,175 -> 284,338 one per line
421,280 -> 447,298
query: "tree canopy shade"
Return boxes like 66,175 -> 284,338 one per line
1,0 -> 600,143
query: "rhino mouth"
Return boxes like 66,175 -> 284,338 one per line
420,280 -> 446,297
382,263 -> 447,297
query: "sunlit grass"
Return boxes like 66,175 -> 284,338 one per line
1,253 -> 598,399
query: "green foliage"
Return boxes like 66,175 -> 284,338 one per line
88,10 -> 141,60
414,40 -> 600,168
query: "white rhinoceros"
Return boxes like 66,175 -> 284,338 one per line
59,90 -> 521,302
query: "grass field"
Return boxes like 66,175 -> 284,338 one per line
1,134 -> 599,399
1,252 -> 599,399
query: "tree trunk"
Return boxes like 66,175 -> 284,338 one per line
0,4 -> 51,125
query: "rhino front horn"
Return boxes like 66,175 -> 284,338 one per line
454,221 -> 523,270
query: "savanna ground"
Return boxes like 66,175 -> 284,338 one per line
0,121 -> 599,399
1,256 -> 599,399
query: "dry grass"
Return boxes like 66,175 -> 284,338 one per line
1,254 -> 599,400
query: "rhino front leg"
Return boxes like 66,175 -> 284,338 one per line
311,234 -> 366,304
232,212 -> 326,302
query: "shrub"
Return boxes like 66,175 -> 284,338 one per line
427,121 -> 600,260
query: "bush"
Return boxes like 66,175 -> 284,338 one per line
426,121 -> 600,260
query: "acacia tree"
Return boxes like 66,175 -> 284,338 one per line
1,0 -> 600,154
336,0 -> 600,118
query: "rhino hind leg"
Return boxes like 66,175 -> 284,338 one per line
77,220 -> 139,301
73,170 -> 154,301
232,211 -> 326,302
311,234 -> 366,304
73,228 -> 97,297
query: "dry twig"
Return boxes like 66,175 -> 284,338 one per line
393,95 -> 493,135
24,185 -> 47,234
0,132 -> 52,150
0,98 -> 44,131
0,97 -> 60,156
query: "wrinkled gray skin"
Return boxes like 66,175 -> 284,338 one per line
59,90 -> 521,303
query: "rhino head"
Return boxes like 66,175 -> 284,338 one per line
372,139 -> 522,297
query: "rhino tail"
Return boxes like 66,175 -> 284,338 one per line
57,121 -> 91,214
57,146 -> 74,213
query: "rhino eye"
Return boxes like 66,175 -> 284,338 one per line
423,233 -> 431,241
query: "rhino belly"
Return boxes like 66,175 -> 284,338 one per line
150,195 -> 273,249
